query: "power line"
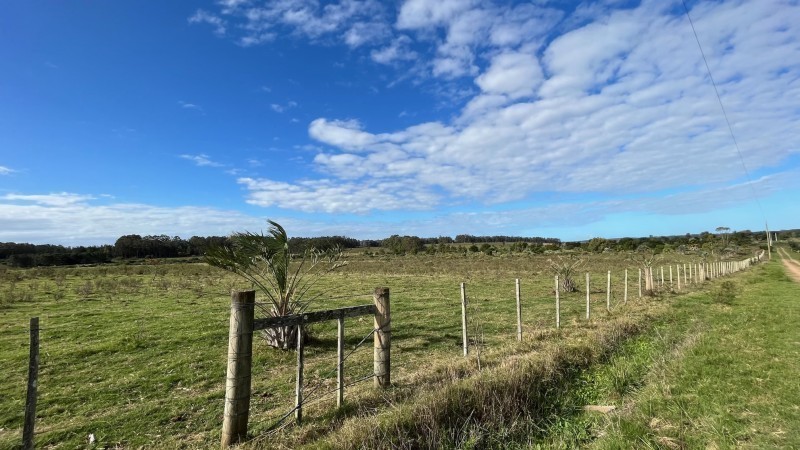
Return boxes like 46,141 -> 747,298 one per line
681,0 -> 766,222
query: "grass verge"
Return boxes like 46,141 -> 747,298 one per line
590,260 -> 800,449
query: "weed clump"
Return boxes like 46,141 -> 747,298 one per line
714,281 -> 738,305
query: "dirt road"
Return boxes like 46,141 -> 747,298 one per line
777,247 -> 800,283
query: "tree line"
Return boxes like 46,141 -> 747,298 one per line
0,234 -> 363,268
1,228 -> 795,268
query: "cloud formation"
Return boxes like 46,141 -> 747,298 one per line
0,194 -> 264,245
5,168 -> 796,245
193,0 -> 800,218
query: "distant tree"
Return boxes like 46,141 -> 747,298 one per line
586,238 -> 608,253
114,234 -> 144,258
381,235 -> 425,255
715,226 -> 731,249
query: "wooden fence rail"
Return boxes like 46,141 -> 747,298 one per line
222,288 -> 391,448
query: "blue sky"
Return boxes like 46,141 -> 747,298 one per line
1,0 -> 799,245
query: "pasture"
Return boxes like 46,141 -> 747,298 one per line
0,250 -> 757,448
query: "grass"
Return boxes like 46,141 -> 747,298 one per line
0,251 -> 759,448
586,257 -> 800,449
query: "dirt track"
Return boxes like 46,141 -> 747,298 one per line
777,247 -> 800,283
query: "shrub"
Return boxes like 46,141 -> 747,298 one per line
206,220 -> 346,350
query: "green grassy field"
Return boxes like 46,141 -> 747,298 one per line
0,250 -> 764,449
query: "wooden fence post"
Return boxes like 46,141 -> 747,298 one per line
669,266 -> 673,287
555,276 -> 560,329
606,271 -> 611,312
585,273 -> 590,319
221,290 -> 255,448
676,265 -> 681,291
23,317 -> 39,450
295,323 -> 304,424
515,279 -> 522,341
683,263 -> 687,286
460,283 -> 468,356
374,287 -> 391,388
624,269 -> 628,303
337,317 -> 344,407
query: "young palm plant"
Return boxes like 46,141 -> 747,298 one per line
206,220 -> 347,350
548,255 -> 583,292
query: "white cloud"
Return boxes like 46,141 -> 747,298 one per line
396,1 -> 561,80
270,100 -> 298,113
371,36 -> 417,65
188,10 -> 227,36
0,195 -> 264,245
0,165 -> 15,175
345,21 -> 390,48
308,118 -> 376,151
238,177 -> 438,214
211,0 -> 386,47
178,100 -> 204,112
475,51 -> 543,98
2,193 -> 95,207
396,0 -> 477,30
179,154 -> 224,167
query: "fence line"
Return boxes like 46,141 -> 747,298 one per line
455,252 -> 764,357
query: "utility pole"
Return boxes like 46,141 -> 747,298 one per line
766,222 -> 772,260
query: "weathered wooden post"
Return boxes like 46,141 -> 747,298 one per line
374,287 -> 391,388
222,290 -> 255,448
585,272 -> 590,319
676,265 -> 681,291
460,283 -> 468,357
295,323 -> 304,424
606,270 -> 611,311
515,279 -> 522,341
669,266 -> 673,287
624,269 -> 628,303
660,266 -> 664,286
23,317 -> 39,450
555,276 -> 560,329
337,316 -> 344,408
